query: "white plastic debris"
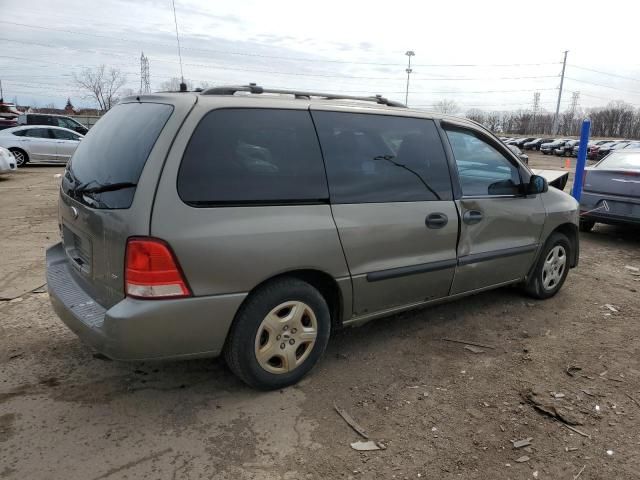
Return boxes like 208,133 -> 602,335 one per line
624,265 -> 639,272
603,304 -> 619,313
533,471 -> 539,479
595,405 -> 600,412
350,440 -> 382,451
606,449 -> 614,456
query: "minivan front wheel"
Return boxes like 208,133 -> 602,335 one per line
224,278 -> 331,390
524,232 -> 571,299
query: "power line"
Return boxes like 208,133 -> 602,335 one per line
0,20 -> 561,69
569,64 -> 640,83
564,77 -> 640,96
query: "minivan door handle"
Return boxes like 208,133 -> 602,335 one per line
425,213 -> 448,229
463,210 -> 484,225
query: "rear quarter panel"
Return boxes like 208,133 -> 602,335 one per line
150,99 -> 351,305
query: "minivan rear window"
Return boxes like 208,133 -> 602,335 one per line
63,102 -> 173,209
178,109 -> 328,206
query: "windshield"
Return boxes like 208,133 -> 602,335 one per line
598,152 -> 640,170
62,102 -> 173,209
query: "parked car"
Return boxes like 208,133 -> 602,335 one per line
510,137 -> 536,148
46,85 -> 580,389
0,146 -> 17,174
0,125 -> 83,166
624,141 -> 640,149
507,144 -> 529,164
540,139 -> 568,155
554,140 -> 579,156
17,113 -> 89,135
524,138 -> 554,151
579,149 -> 640,231
596,141 -> 631,160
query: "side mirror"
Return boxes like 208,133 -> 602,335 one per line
527,174 -> 548,194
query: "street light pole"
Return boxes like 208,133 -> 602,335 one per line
405,50 -> 415,106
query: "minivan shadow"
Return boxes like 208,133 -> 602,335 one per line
55,285 -> 527,401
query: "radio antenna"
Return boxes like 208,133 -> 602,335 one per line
171,0 -> 187,92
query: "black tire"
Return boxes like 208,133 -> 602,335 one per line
579,219 -> 595,232
524,232 -> 571,299
224,278 -> 331,390
9,148 -> 28,167
542,151 -> 547,155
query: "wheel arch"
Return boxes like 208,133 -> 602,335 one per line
8,147 -> 29,164
237,269 -> 347,331
551,222 -> 579,268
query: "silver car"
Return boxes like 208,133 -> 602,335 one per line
579,149 -> 640,231
0,125 -> 83,166
46,86 -> 580,389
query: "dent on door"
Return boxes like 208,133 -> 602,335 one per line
451,196 -> 546,294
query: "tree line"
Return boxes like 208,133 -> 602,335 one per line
463,101 -> 640,139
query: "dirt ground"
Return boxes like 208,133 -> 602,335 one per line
1,154 -> 639,480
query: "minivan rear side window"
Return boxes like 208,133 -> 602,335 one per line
178,109 -> 328,206
63,102 -> 173,209
312,112 -> 453,203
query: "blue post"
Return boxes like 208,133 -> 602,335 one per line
571,119 -> 591,201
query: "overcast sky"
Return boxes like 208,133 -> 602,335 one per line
2,0 -> 640,113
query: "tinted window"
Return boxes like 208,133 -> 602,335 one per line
63,102 -> 173,209
57,118 -> 76,129
52,129 -> 79,140
445,128 -> 522,196
12,130 -> 27,137
313,112 -> 452,203
25,128 -> 52,139
178,109 -> 328,206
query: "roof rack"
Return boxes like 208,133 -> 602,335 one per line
200,83 -> 406,108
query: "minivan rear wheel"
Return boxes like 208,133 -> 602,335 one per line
224,278 -> 331,390
524,232 -> 571,299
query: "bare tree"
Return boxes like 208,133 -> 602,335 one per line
74,65 -> 127,112
160,77 -> 193,91
433,99 -> 459,115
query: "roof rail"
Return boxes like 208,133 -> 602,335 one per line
200,83 -> 406,108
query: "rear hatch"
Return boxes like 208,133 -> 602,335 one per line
58,96 -> 195,308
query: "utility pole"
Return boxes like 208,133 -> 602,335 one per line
532,91 -> 540,133
405,50 -> 415,106
553,50 -> 568,135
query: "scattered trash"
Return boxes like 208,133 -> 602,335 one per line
566,365 -> 582,377
334,403 -> 369,439
606,449 -> 614,456
511,437 -> 533,449
625,392 -> 640,409
566,446 -> 579,452
464,345 -> 485,354
523,388 -> 584,425
595,405 -> 600,412
603,304 -> 619,313
533,471 -> 539,479
553,392 -> 566,399
564,424 -> 591,439
624,265 -> 639,272
573,465 -> 586,480
515,455 -> 530,463
350,440 -> 384,451
499,424 -> 505,432
581,388 -> 595,397
431,427 -> 437,432
441,337 -> 495,350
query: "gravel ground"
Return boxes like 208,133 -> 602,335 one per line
1,154 -> 639,480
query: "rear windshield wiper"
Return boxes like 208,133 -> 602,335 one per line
76,182 -> 138,195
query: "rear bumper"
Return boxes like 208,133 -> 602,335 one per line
46,242 -> 246,361
580,192 -> 640,226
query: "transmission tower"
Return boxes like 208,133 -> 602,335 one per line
140,52 -> 151,94
532,91 -> 540,133
569,91 -> 580,116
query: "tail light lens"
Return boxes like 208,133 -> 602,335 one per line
125,238 -> 191,299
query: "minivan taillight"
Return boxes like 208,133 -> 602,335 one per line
125,238 -> 191,299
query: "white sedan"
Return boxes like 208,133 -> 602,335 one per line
0,146 -> 17,174
0,125 -> 84,167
